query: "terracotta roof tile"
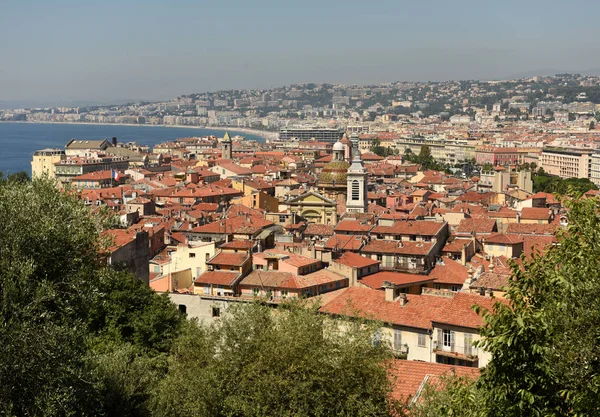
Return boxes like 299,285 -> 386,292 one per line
359,271 -> 434,289
194,271 -> 240,286
391,360 -> 479,403
333,252 -> 380,268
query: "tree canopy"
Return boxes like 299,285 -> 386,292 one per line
532,170 -> 598,196
0,178 -> 403,417
153,302 -> 402,417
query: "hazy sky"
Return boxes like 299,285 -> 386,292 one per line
2,0 -> 600,103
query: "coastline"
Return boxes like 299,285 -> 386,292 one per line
0,120 -> 277,141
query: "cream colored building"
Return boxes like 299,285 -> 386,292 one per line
150,242 -> 216,281
541,148 -> 591,179
31,149 -> 65,179
589,153 -> 600,186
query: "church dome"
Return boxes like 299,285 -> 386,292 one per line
332,140 -> 345,151
318,160 -> 350,186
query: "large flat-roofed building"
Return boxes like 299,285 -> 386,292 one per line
541,148 -> 591,179
31,148 -> 65,179
279,126 -> 345,143
54,155 -> 130,184
65,138 -> 112,156
589,153 -> 600,186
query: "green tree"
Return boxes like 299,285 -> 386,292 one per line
0,170 -> 30,183
0,178 -> 183,416
590,120 -> 596,130
153,301 -> 404,417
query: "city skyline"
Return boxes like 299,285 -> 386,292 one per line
2,0 -> 600,105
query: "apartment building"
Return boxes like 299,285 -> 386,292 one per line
589,153 -> 600,186
540,148 -> 591,179
31,148 -> 65,179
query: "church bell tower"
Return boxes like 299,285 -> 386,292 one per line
346,153 -> 368,213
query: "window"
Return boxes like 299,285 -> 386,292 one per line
464,334 -> 473,356
418,333 -> 427,348
253,288 -> 260,296
212,307 -> 221,318
281,290 -> 288,298
451,285 -> 460,292
442,329 -> 455,350
178,304 -> 187,315
203,285 -> 210,295
409,235 -> 416,241
377,254 -> 383,261
434,284 -> 442,290
321,284 -> 327,293
393,330 -> 402,351
196,267 -> 202,277
335,281 -> 341,289
279,215 -> 287,223
352,180 -> 360,200
205,253 -> 211,261
189,253 -> 196,258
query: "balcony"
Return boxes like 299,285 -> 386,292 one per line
433,341 -> 478,362
393,344 -> 409,360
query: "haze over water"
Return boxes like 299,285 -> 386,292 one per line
0,123 -> 266,175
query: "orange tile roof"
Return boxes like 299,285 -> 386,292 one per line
334,220 -> 374,233
362,240 -> 434,256
320,287 -> 505,330
359,271 -> 434,289
520,207 -> 551,220
219,240 -> 254,250
324,234 -> 365,251
391,360 -> 479,403
372,220 -> 446,237
484,233 -> 523,245
455,218 -> 497,235
194,271 -> 240,286
207,252 -> 248,266
304,223 -> 335,236
428,259 -> 468,285
505,223 -> 557,235
333,252 -> 379,268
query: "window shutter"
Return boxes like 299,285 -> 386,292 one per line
450,331 -> 456,351
437,329 -> 442,348
394,330 -> 402,350
464,334 -> 473,356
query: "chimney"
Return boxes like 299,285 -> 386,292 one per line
398,292 -> 408,306
112,137 -> 117,146
461,243 -> 467,266
383,281 -> 395,302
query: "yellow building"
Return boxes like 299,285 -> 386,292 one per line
31,148 -> 65,179
231,191 -> 279,212
482,234 -> 523,258
287,191 -> 339,225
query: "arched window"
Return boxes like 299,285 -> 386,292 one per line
352,180 -> 360,200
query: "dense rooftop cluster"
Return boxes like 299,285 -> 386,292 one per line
27,125 -> 580,386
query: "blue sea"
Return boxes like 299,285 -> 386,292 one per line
0,122 -> 266,176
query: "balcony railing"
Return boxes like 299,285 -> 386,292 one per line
433,341 -> 478,361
